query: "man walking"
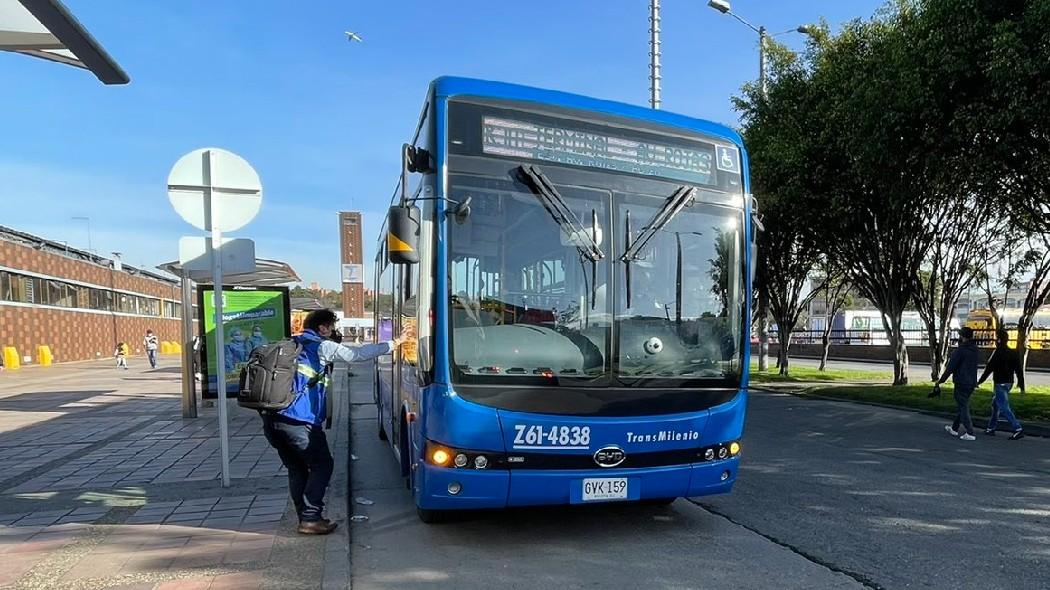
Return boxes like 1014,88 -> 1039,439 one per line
261,309 -> 411,535
978,329 -> 1025,440
935,327 -> 980,441
144,330 -> 159,369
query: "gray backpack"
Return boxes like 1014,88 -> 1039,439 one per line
237,339 -> 303,411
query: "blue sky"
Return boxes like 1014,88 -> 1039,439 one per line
0,0 -> 883,288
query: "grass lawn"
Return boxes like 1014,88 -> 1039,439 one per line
749,364 -> 893,384
807,383 -> 1050,423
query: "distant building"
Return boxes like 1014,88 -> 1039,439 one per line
0,226 -> 182,364
339,212 -> 364,318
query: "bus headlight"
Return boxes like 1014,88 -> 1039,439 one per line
729,442 -> 741,456
425,441 -> 502,470
429,446 -> 452,467
718,447 -> 729,460
704,448 -> 716,461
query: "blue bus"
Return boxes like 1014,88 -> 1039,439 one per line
374,77 -> 752,522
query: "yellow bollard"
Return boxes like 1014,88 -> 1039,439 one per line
172,342 -> 182,354
2,346 -> 19,370
160,341 -> 173,355
36,345 -> 53,366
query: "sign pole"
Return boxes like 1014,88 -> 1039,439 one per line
203,149 -> 232,488
167,146 -> 262,490
211,227 -> 231,487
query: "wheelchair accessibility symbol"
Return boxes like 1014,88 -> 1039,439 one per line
715,146 -> 740,173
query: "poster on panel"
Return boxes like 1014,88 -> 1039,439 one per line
198,285 -> 291,398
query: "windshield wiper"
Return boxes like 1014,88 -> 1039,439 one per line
619,185 -> 696,262
519,165 -> 603,313
518,165 -> 604,262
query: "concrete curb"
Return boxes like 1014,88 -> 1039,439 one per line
752,384 -> 1050,438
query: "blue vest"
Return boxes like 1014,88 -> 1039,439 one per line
278,331 -> 327,425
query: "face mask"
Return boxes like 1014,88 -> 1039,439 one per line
253,331 -> 262,337
233,334 -> 245,342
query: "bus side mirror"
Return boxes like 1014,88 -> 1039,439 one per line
387,205 -> 421,265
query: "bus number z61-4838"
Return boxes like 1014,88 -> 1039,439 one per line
513,425 -> 591,448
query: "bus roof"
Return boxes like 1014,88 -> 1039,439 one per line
431,76 -> 744,148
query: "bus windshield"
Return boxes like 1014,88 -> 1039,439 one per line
445,101 -> 745,389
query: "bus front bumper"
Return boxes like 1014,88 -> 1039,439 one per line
416,457 -> 740,510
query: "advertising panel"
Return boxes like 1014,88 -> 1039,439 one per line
198,285 -> 291,398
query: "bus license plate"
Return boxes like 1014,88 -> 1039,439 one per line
582,478 -> 629,502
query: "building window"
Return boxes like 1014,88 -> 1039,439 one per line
0,269 -> 176,317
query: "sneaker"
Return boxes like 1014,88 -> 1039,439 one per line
945,425 -> 959,436
960,433 -> 976,441
984,429 -> 996,436
297,519 -> 338,535
1009,430 -> 1025,440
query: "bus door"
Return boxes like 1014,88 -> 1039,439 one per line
392,264 -> 421,452
376,253 -> 396,444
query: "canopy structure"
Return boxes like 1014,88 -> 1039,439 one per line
157,258 -> 301,287
160,257 -> 299,419
0,0 -> 128,84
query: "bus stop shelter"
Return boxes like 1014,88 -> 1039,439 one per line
158,259 -> 300,418
0,0 -> 128,84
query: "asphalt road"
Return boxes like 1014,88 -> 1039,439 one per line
348,379 -> 1050,589
788,355 -> 1050,386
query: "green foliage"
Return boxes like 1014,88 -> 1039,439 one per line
736,0 -> 1050,384
811,382 -> 1050,423
750,364 -> 892,384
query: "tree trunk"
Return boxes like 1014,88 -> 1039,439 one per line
932,316 -> 951,384
819,328 -> 831,371
1017,323 -> 1031,376
887,313 -> 910,386
778,325 -> 792,376
757,293 -> 769,372
923,320 -> 940,382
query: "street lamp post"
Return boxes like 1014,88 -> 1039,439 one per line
707,0 -> 815,99
70,216 -> 93,254
707,0 -> 815,371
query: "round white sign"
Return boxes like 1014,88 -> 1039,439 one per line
167,148 -> 262,232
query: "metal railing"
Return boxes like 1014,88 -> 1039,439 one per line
766,329 -> 1050,349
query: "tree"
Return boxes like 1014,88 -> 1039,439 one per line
735,40 -> 826,376
801,8 -> 945,386
911,200 -> 995,382
911,0 -> 1050,372
814,266 -> 852,372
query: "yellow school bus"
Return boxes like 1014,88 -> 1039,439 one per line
965,308 -> 1050,349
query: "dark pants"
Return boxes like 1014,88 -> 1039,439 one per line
261,414 -> 333,522
952,387 -> 975,436
147,349 -> 157,368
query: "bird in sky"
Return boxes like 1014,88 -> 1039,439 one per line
345,31 -> 363,43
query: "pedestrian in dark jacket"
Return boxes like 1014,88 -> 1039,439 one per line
935,327 -> 979,440
977,329 -> 1025,440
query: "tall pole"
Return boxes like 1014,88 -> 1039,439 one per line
649,0 -> 661,109
72,216 -> 94,253
755,25 -> 769,372
758,26 -> 767,98
203,150 -> 231,488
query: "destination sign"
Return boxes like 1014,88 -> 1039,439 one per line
481,116 -> 721,185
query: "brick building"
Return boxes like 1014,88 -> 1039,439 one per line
0,226 -> 183,365
339,212 -> 364,318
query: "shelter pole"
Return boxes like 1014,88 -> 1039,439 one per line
180,273 -> 197,418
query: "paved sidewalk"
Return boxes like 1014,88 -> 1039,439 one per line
0,360 -> 351,590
